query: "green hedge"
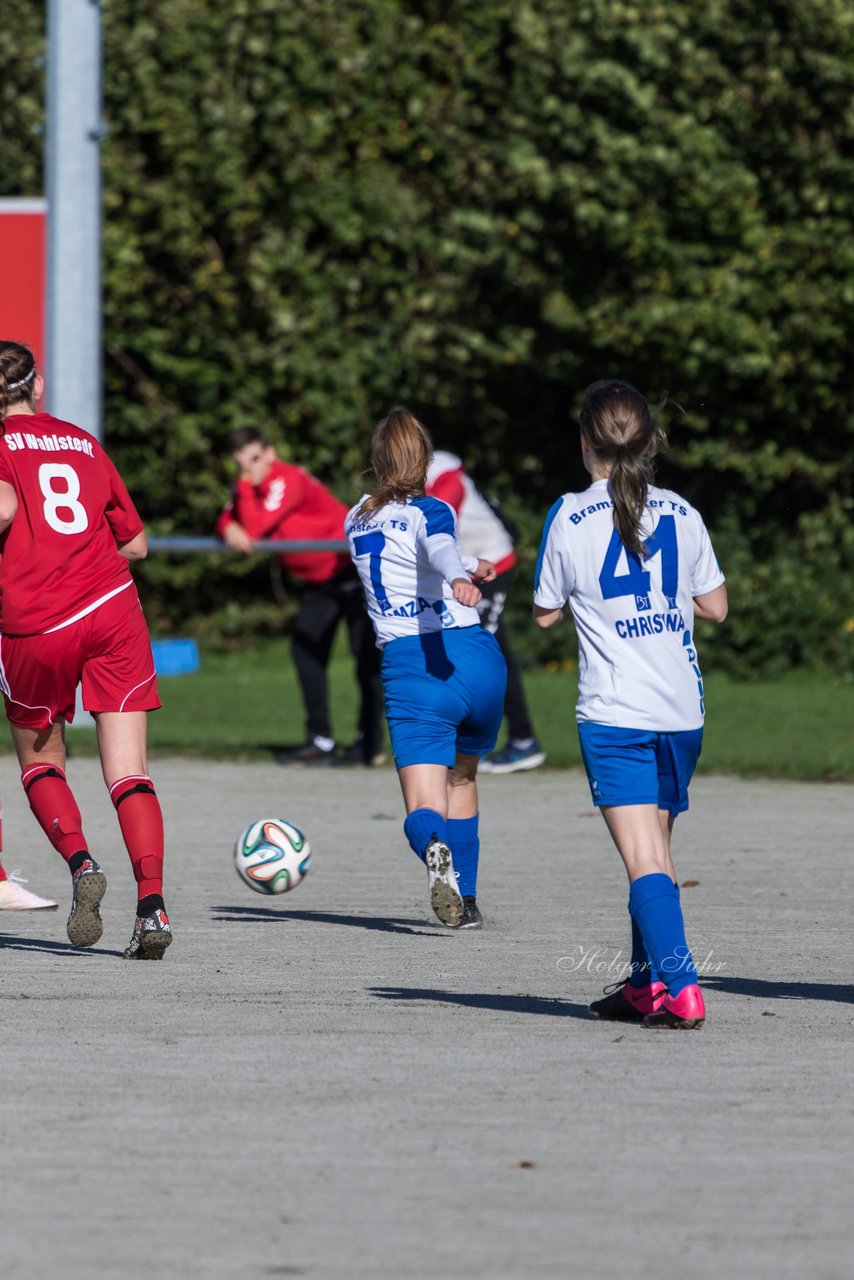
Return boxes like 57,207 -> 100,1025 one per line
1,1 -> 852,673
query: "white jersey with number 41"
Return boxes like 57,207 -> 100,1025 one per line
534,480 -> 725,732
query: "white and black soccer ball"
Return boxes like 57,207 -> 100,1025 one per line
234,818 -> 311,895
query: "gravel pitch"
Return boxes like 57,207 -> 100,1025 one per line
1,760 -> 852,1280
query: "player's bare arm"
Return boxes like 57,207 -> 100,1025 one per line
116,529 -> 148,561
693,584 -> 728,623
471,558 -> 497,583
0,479 -> 18,533
533,603 -> 564,628
452,578 -> 482,608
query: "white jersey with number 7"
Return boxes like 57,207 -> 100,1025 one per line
346,494 -> 480,649
534,480 -> 725,732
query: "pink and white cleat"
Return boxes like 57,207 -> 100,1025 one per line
644,983 -> 706,1029
590,980 -> 667,1022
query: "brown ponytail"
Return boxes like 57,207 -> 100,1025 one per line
356,409 -> 433,520
579,379 -> 667,558
0,341 -> 38,421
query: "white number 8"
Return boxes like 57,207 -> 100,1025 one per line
39,463 -> 89,535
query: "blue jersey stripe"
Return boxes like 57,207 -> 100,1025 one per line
409,495 -> 456,537
534,498 -> 564,592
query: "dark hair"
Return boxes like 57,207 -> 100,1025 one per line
579,379 -> 667,558
0,341 -> 38,420
230,426 -> 268,452
356,409 -> 433,520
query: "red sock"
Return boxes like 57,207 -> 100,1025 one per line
110,775 -> 164,901
22,764 -> 89,864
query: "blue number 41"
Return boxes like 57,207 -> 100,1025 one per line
598,514 -> 678,611
353,531 -> 391,613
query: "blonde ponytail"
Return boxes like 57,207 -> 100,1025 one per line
357,409 -> 433,520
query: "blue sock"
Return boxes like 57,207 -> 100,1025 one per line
628,873 -> 697,997
628,913 -> 658,988
447,815 -> 479,897
403,809 -> 445,863
628,879 -> 679,986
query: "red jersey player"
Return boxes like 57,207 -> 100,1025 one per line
0,340 -> 171,959
217,427 -> 383,765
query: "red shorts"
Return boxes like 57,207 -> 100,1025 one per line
0,585 -> 161,730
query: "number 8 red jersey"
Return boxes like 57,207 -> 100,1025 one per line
0,412 -> 143,635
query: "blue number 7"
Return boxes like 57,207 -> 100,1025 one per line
598,514 -> 679,611
353,531 -> 391,613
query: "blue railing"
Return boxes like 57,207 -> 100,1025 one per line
148,537 -> 349,554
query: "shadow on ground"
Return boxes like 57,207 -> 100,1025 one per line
370,985 -> 592,1019
213,903 -> 442,936
702,975 -> 854,1005
0,932 -> 122,958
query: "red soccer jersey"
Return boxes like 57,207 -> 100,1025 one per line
216,458 -> 350,584
0,412 -> 143,635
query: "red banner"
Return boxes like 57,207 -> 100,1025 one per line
0,198 -> 47,371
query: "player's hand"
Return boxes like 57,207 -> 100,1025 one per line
223,521 -> 255,555
452,578 -> 482,607
472,558 -> 497,583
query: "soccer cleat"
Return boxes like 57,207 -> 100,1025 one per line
336,738 -> 387,768
460,895 -> 484,929
123,907 -> 173,960
424,836 -> 464,928
590,979 -> 667,1022
275,739 -> 336,766
478,739 -> 546,775
644,983 -> 706,1030
0,872 -> 59,911
66,858 -> 108,948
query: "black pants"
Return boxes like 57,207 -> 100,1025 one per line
291,567 -> 383,754
475,568 -> 536,742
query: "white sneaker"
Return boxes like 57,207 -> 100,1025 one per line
424,837 -> 464,928
0,872 -> 59,911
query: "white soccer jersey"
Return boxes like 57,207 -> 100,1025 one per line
346,494 -> 480,648
534,480 -> 725,731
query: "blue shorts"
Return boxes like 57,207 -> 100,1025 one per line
382,626 -> 506,769
577,723 -> 703,816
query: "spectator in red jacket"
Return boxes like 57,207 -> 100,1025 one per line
217,427 -> 383,765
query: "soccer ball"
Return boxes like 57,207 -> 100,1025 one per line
234,818 -> 311,895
